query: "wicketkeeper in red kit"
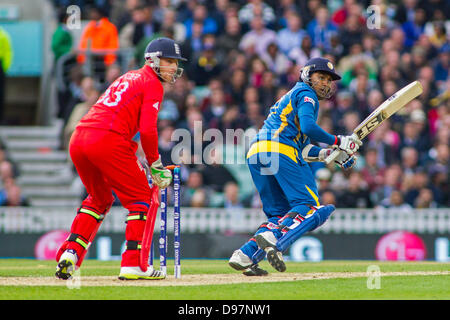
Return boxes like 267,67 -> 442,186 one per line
55,37 -> 187,280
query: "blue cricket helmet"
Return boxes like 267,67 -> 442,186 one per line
144,37 -> 187,62
300,57 -> 341,82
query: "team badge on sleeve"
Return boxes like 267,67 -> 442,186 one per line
304,96 -> 316,106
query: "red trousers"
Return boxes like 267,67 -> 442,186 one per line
57,128 -> 154,267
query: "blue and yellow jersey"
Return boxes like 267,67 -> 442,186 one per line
247,82 -> 336,163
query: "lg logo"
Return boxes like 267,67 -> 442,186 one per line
290,237 -> 323,262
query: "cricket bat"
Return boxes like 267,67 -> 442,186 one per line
139,185 -> 160,272
325,81 -> 423,164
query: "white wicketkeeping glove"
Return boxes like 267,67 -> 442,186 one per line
337,134 -> 362,154
149,156 -> 172,189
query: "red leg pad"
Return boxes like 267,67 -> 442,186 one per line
121,203 -> 150,267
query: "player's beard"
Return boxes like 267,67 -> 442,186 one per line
310,80 -> 336,100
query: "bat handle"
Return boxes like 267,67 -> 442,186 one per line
324,149 -> 340,164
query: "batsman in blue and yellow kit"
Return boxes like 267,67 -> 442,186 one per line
229,57 -> 362,275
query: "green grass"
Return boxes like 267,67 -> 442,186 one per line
0,259 -> 449,300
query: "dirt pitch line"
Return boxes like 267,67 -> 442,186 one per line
1,271 -> 448,287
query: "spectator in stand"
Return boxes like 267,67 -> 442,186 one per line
181,170 -> 212,207
239,15 -> 277,58
306,5 -> 337,52
216,104 -> 249,133
216,15 -> 242,59
338,171 -> 372,208
260,42 -> 292,78
77,6 -> 119,69
329,90 -> 355,134
238,0 -> 276,30
338,9 -> 365,56
223,181 -> 243,209
258,70 -> 278,110
427,21 -> 448,49
184,3 -> 218,39
158,125 -> 175,166
379,190 -> 412,210
429,165 -> 449,207
415,188 -> 438,208
0,159 -> 17,183
225,68 -> 247,106
331,0 -> 364,27
401,147 -> 422,177
203,88 -> 228,128
241,86 -> 259,114
325,31 -> 344,60
276,11 -> 307,56
99,64 -> 122,93
151,0 -> 172,26
399,118 -> 430,157
2,183 -> 29,207
320,190 -> 337,206
403,170 -> 429,206
62,76 -> 97,125
402,8 -> 427,49
187,35 -> 223,86
367,120 -> 400,166
200,149 -> 237,193
426,142 -> 449,178
371,164 -> 403,205
433,43 -> 449,88
360,148 -> 386,193
160,8 -> 187,44
119,4 -> 160,49
109,0 -> 141,31
51,8 -> 73,64
181,20 -> 205,63
0,26 -> 12,125
288,34 -> 321,68
316,168 -> 332,194
248,56 -> 267,88
348,69 -> 378,114
63,85 -> 100,149
208,0 -> 229,35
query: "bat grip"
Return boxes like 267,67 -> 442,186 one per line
324,149 -> 340,164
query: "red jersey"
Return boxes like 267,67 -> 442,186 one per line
78,64 -> 162,164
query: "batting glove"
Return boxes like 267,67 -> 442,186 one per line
150,156 -> 172,189
334,150 -> 357,170
336,134 -> 362,154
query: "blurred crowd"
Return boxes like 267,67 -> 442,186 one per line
50,0 -> 449,209
0,140 -> 29,206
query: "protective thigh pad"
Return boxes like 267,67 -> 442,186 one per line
276,205 -> 335,252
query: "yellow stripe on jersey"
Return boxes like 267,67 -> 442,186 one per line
246,140 -> 298,163
272,100 -> 293,139
305,185 -> 320,206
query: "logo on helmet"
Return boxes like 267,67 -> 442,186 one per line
174,43 -> 180,55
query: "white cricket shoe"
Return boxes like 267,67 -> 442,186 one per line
228,249 -> 269,276
118,266 -> 166,280
228,249 -> 253,270
55,249 -> 78,280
